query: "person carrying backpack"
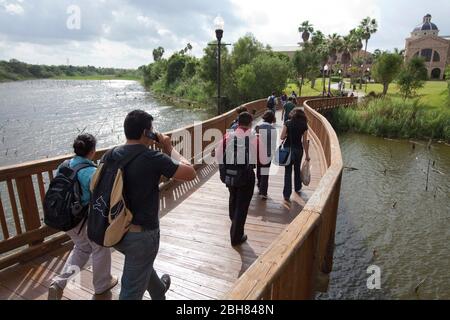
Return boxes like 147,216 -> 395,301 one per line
88,110 -> 196,300
217,112 -> 258,246
230,106 -> 248,131
46,134 -> 118,300
255,111 -> 277,200
266,92 -> 277,113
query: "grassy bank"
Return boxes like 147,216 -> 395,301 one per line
351,81 -> 449,109
331,97 -> 450,142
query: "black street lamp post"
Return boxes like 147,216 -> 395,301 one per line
214,15 -> 225,116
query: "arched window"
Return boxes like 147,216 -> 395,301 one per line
431,68 -> 441,79
420,49 -> 433,62
433,51 -> 440,62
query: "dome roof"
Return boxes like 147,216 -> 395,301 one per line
413,23 -> 439,32
413,14 -> 439,32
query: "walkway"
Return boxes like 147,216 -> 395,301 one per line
0,110 -> 326,300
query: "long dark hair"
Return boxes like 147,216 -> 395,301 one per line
73,133 -> 97,157
289,107 -> 308,123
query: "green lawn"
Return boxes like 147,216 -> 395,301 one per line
285,78 -> 329,97
349,80 -> 449,110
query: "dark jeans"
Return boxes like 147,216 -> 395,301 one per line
228,171 -> 255,245
114,228 -> 166,300
257,163 -> 271,196
283,148 -> 303,200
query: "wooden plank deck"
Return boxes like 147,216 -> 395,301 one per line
0,111 -> 326,300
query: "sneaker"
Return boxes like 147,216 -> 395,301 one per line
261,195 -> 268,200
95,276 -> 119,295
48,283 -> 63,300
161,274 -> 171,294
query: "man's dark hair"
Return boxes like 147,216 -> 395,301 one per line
262,110 -> 276,124
124,110 -> 154,140
288,97 -> 293,102
238,112 -> 253,127
236,106 -> 248,115
73,133 -> 96,157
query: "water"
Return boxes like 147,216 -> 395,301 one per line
0,80 -> 214,167
0,81 -> 449,299
320,133 -> 450,300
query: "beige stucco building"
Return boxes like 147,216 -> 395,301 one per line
405,14 -> 450,80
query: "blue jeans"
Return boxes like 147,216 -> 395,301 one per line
114,228 -> 166,300
283,148 -> 303,200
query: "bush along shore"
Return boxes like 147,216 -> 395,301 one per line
330,97 -> 450,143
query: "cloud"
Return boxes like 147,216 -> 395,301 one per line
0,0 -> 24,15
0,0 -> 449,68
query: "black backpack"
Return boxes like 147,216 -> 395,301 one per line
267,96 -> 275,109
87,147 -> 146,247
219,135 -> 254,188
44,161 -> 95,232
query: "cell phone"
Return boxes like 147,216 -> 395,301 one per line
146,130 -> 159,143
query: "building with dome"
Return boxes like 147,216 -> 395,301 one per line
405,14 -> 450,80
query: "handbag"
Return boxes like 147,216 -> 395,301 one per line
301,160 -> 311,186
274,123 -> 292,167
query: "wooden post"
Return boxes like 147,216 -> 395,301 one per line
15,176 -> 41,234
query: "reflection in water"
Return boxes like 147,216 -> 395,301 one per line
320,133 -> 450,300
0,80 -> 214,166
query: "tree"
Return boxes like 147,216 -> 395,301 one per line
249,54 -> 290,99
299,21 -> 314,43
292,50 -> 311,96
327,33 -> 343,93
153,47 -> 165,62
231,34 -> 264,68
372,52 -> 403,95
397,57 -> 428,100
235,64 -> 257,101
166,53 -> 186,84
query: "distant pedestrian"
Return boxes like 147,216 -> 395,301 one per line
282,97 -> 296,123
280,108 -> 310,206
255,111 -> 277,200
280,92 -> 288,107
267,92 -> 277,113
291,91 -> 298,99
230,106 -> 249,130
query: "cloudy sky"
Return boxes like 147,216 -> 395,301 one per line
1,0 -> 449,68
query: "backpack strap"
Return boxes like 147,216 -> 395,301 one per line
69,163 -> 96,180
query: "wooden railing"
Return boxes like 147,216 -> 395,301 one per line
0,95 -> 356,297
226,96 -> 357,300
0,98 -> 280,270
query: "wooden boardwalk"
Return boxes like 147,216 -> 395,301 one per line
0,111 -> 326,300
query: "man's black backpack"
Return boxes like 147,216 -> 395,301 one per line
43,161 -> 95,232
267,96 -> 275,109
219,135 -> 254,188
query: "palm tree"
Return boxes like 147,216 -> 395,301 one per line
359,17 -> 378,57
299,21 -> 314,43
393,48 -> 405,56
327,33 -> 343,93
359,17 -> 378,90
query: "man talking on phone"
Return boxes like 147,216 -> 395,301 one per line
110,110 -> 196,300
